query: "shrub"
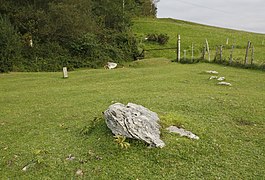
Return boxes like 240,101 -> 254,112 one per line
70,31 -> 139,68
157,34 -> 169,45
146,33 -> 158,42
146,33 -> 169,45
0,15 -> 22,73
19,41 -> 70,72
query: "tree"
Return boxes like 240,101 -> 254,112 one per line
0,15 -> 22,72
91,0 -> 131,31
0,0 -> 154,72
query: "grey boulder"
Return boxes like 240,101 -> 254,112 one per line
104,103 -> 165,148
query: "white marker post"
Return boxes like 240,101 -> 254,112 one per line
63,67 -> 68,78
29,39 -> 33,47
177,34 -> 181,62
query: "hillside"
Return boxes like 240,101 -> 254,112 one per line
133,18 -> 265,65
1,17 -> 265,179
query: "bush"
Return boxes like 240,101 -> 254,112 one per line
0,15 -> 22,73
70,31 -> 139,68
157,34 -> 169,45
146,33 -> 158,42
146,33 -> 169,45
18,41 -> 71,72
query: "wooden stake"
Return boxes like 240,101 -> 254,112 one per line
214,46 -> 218,62
245,41 -> 251,65
251,45 -> 254,65
220,45 -> 223,62
202,45 -> 206,60
229,45 -> 234,65
191,43 -> 194,62
226,38 -> 229,45
205,39 -> 210,61
63,67 -> 68,78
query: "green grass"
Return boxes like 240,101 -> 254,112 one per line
1,59 -> 265,179
133,18 -> 265,65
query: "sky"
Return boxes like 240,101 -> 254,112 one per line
157,0 -> 265,34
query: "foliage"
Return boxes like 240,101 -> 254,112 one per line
146,33 -> 169,45
0,15 -> 22,73
0,0 -> 156,72
80,117 -> 102,136
18,42 -> 71,72
70,31 -> 139,67
157,33 -> 170,45
114,135 -> 130,149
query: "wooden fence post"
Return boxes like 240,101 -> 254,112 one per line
251,45 -> 254,65
245,41 -> 251,65
205,39 -> 210,61
202,45 -> 206,60
191,43 -> 194,62
226,38 -> 229,45
214,46 -> 218,62
220,45 -> 223,63
229,45 -> 234,65
177,34 -> 181,62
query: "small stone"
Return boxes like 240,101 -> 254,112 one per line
209,76 -> 218,80
96,155 -> 103,160
206,70 -> 218,74
66,154 -> 75,161
22,162 -> 36,171
166,126 -> 199,140
76,169 -> 84,176
217,77 -> 225,81
22,166 -> 28,171
106,62 -> 117,69
217,82 -> 232,86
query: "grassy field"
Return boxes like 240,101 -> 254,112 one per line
133,18 -> 265,65
1,59 -> 265,179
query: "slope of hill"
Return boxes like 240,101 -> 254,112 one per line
133,18 -> 265,65
1,17 -> 265,179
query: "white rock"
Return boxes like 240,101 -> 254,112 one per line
104,103 -> 165,148
76,169 -> 84,176
166,126 -> 199,140
66,154 -> 75,161
106,62 -> 117,69
209,76 -> 218,80
22,166 -> 28,171
217,77 -> 225,81
22,163 -> 36,171
217,82 -> 232,86
206,70 -> 218,74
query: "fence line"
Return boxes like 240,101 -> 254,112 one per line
142,35 -> 264,70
